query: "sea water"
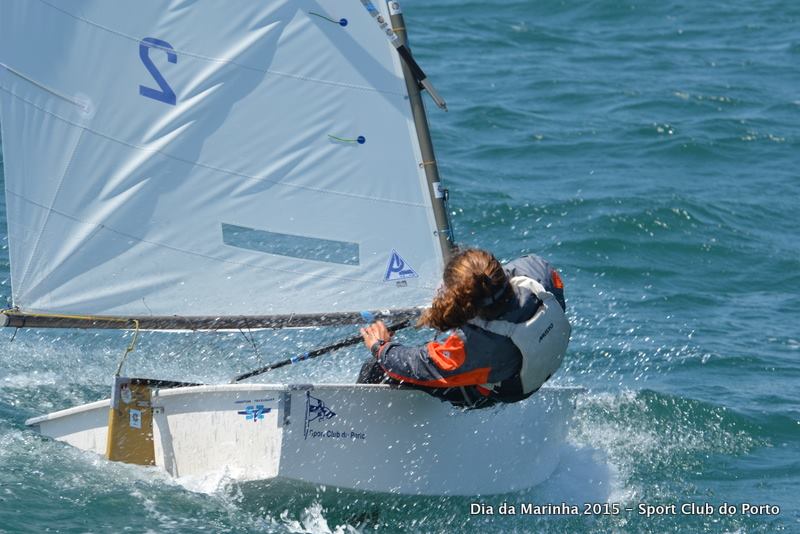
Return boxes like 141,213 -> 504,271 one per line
0,0 -> 798,532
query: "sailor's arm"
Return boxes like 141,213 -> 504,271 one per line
361,323 -> 488,387
504,254 -> 566,310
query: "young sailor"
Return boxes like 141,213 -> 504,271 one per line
358,248 -> 570,408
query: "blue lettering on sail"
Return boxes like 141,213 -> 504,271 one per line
139,38 -> 177,105
383,249 -> 419,282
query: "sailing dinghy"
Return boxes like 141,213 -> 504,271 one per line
1,0 -> 581,495
26,382 -> 580,496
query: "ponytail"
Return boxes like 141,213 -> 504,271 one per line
418,248 -> 512,331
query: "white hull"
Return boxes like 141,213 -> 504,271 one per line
26,384 -> 581,495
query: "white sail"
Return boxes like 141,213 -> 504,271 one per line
0,0 -> 444,320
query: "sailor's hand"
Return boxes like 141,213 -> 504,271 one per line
360,320 -> 392,353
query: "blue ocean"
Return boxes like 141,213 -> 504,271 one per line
1,0 -> 798,532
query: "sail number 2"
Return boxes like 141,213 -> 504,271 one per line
139,37 -> 177,105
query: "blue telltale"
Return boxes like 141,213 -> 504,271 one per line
309,12 -> 348,28
328,134 -> 367,145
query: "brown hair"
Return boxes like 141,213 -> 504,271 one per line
418,248 -> 513,331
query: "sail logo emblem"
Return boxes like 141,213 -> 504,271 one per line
384,249 -> 419,282
237,404 -> 271,423
304,392 -> 336,439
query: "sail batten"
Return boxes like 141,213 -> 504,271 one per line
0,0 -> 446,321
4,190 -> 428,283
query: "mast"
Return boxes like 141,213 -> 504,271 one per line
386,1 -> 455,262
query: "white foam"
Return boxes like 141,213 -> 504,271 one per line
279,502 -> 360,534
535,442 -> 621,504
0,371 -> 59,388
176,468 -> 241,495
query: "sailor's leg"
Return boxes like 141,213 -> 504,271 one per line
356,359 -> 392,384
